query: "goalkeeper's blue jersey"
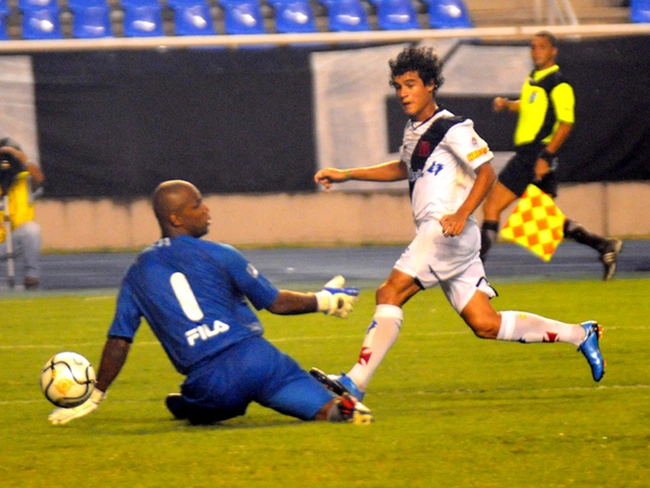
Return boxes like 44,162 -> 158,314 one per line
108,235 -> 279,375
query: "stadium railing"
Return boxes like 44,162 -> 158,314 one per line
0,21 -> 647,52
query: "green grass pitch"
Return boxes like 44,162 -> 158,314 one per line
2,278 -> 649,487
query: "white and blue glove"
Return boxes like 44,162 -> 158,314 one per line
315,275 -> 359,319
48,389 -> 106,425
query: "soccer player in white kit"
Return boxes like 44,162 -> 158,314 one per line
311,46 -> 605,403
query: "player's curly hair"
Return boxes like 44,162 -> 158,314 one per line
389,45 -> 445,94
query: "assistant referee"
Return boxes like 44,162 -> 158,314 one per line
480,30 -> 622,281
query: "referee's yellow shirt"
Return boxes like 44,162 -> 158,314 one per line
0,171 -> 35,243
514,65 -> 575,147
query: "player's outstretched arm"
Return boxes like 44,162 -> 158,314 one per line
314,161 -> 408,191
314,168 -> 349,191
48,337 -> 130,425
267,276 -> 359,319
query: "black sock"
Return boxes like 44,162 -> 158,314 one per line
480,220 -> 499,260
563,219 -> 608,253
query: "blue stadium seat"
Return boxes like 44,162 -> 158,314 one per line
18,0 -> 64,39
374,0 -> 420,30
425,0 -> 471,28
272,0 -> 317,33
323,0 -> 370,31
631,0 -> 650,23
122,0 -> 165,37
0,0 -> 10,40
220,0 -> 266,34
168,0 -> 215,35
68,0 -> 112,38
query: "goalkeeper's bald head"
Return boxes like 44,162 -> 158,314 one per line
152,180 -> 210,239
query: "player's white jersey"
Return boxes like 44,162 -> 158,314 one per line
400,109 -> 493,226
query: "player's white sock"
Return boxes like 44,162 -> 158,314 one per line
347,304 -> 403,392
497,311 -> 585,345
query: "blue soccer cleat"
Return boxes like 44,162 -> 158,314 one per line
310,367 -> 365,401
577,321 -> 605,382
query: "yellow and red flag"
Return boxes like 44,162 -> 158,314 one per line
500,184 -> 566,262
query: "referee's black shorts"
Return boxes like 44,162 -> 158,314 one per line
498,143 -> 559,198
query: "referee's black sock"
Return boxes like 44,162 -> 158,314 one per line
563,218 -> 609,253
480,220 -> 499,260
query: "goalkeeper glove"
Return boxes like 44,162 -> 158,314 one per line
315,275 -> 359,319
48,388 -> 106,426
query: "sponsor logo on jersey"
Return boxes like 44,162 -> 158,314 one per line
466,146 -> 488,162
186,320 -> 230,347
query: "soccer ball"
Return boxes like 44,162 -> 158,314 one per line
40,352 -> 96,408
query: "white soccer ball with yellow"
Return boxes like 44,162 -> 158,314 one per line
40,352 -> 96,408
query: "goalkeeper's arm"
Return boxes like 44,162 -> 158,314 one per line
49,337 -> 130,425
266,276 -> 359,319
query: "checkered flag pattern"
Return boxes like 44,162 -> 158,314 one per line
500,184 -> 566,262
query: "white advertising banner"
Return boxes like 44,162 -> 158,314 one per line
0,56 -> 39,165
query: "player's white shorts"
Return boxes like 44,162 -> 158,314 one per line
394,218 -> 496,313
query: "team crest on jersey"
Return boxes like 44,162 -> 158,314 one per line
471,137 -> 478,146
246,263 -> 259,278
529,92 -> 538,103
417,141 -> 432,158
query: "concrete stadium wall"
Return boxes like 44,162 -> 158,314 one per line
36,181 -> 650,251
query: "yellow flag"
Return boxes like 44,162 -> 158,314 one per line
500,184 -> 566,262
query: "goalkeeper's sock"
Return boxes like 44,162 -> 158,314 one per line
480,220 -> 499,260
497,310 -> 585,345
564,218 -> 609,253
347,305 -> 403,392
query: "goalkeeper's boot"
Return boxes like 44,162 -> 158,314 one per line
166,393 -> 225,425
600,238 -> 623,281
310,367 -> 365,401
336,392 -> 374,424
577,321 -> 605,382
166,393 -> 189,420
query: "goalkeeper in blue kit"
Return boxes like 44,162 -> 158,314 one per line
49,180 -> 371,425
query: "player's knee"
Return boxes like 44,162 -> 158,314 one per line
376,274 -> 420,306
376,282 -> 394,303
465,315 -> 500,340
376,281 -> 407,305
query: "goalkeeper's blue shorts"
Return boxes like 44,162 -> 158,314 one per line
180,336 -> 335,421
